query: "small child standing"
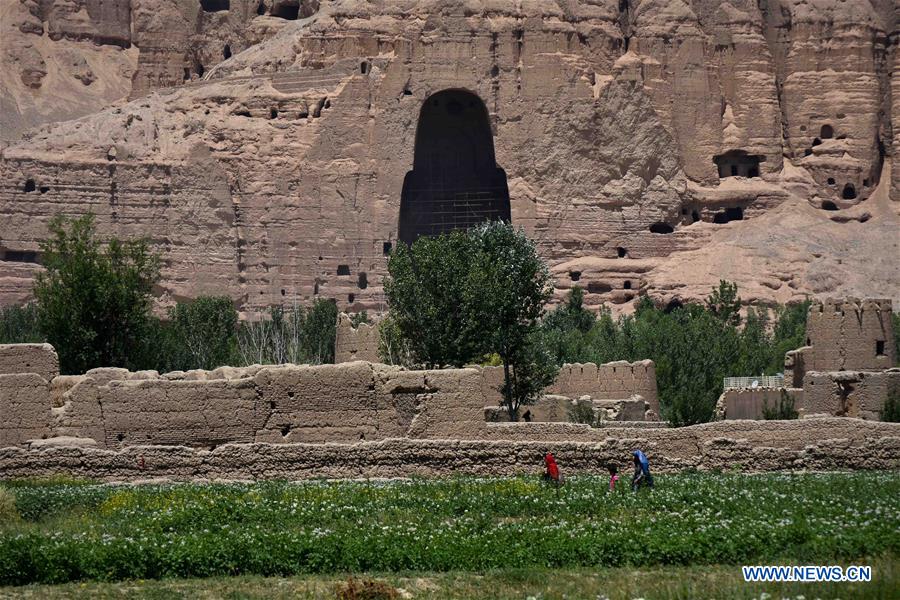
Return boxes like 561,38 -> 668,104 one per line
607,464 -> 620,491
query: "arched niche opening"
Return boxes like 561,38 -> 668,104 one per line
398,89 -> 511,245
713,150 -> 763,179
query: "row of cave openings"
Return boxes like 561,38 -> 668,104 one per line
802,122 -> 865,204
200,0 -> 306,20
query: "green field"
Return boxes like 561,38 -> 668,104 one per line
1,473 -> 898,597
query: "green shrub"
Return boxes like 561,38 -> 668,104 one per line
0,474 -> 896,585
34,214 -> 160,374
0,304 -> 43,344
540,284 -> 811,426
167,296 -> 238,370
567,399 -> 596,426
882,385 -> 900,423
237,299 -> 337,366
0,487 -> 18,523
762,390 -> 799,420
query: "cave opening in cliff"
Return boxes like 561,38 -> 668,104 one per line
821,200 -> 838,211
223,45 -> 231,59
842,183 -> 857,200
713,150 -> 763,179
256,1 -> 266,15
398,89 -> 511,245
23,179 -> 35,193
200,0 -> 230,12
271,1 -> 300,19
820,124 -> 833,139
649,222 -> 674,234
713,206 -> 743,224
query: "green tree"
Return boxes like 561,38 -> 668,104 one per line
383,230 -> 487,368
169,296 -> 238,370
384,222 -> 558,420
0,304 -> 42,344
542,287 -> 598,364
302,298 -> 338,364
706,280 -> 742,327
467,222 -> 557,420
769,300 -> 811,373
34,214 -> 160,374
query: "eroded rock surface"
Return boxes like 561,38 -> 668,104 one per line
1,0 -> 897,312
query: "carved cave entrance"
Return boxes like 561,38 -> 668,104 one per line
398,90 -> 511,245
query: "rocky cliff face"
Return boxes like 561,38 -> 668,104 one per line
0,0 -> 897,313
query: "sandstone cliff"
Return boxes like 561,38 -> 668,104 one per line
1,0 -> 897,313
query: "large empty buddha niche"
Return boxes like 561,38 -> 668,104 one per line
398,89 -> 511,245
200,0 -> 229,11
713,150 -> 763,179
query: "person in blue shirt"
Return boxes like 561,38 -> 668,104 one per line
630,449 -> 654,491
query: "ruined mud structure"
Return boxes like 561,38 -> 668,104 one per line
719,298 -> 899,420
2,1 -> 899,314
1,340 -> 898,480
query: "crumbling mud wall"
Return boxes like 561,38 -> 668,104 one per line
716,388 -> 803,420
787,299 -> 896,384
1,419 -> 897,482
0,343 -> 58,382
481,360 -> 659,417
334,313 -> 380,363
803,370 -> 900,421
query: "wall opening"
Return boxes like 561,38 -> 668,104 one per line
398,89 -> 511,245
348,293 -> 355,304
664,299 -> 683,313
842,183 -> 856,200
2,250 -> 40,263
876,340 -> 885,356
649,222 -> 674,234
569,271 -> 581,281
337,264 -> 350,276
821,200 -> 838,211
820,124 -> 833,139
713,206 -> 743,224
23,179 -> 35,193
827,177 -> 835,185
223,45 -> 231,59
200,0 -> 230,12
624,280 -> 632,290
256,1 -> 266,15
383,241 -> 392,255
587,282 -> 612,294
269,107 -> 278,119
357,272 -> 368,289
616,246 -> 627,258
271,1 -> 300,19
713,150 -> 764,179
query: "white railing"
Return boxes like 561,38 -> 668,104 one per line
723,375 -> 784,390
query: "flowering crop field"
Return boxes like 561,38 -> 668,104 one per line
0,473 -> 897,586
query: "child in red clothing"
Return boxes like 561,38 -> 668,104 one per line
607,464 -> 620,491
543,452 -> 562,487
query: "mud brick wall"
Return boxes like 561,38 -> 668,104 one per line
717,388 -> 803,420
804,299 -> 896,372
481,360 -> 659,416
803,370 -> 900,420
0,343 -> 59,382
334,314 -> 381,363
1,419 -> 897,482
0,373 -> 51,447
